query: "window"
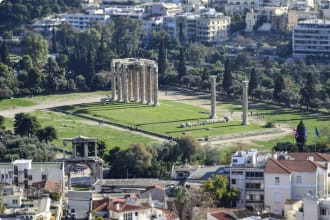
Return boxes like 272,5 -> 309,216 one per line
42,174 -> 47,180
12,199 -> 18,204
296,176 -> 302,184
320,208 -> 328,215
231,179 -> 236,184
275,177 -> 280,185
28,175 -> 33,181
123,213 -> 132,220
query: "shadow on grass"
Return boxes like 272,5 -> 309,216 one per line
137,117 -> 209,126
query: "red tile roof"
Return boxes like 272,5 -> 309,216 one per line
209,211 -> 236,220
265,158 -> 325,174
287,153 -> 330,162
93,198 -> 110,211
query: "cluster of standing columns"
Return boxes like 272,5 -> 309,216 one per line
111,58 -> 159,106
209,76 -> 249,125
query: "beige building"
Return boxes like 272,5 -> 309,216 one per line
143,3 -> 183,17
225,0 -> 260,15
264,155 -> 329,215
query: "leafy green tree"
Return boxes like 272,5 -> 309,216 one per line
273,75 -> 286,102
248,68 -> 258,97
36,126 -> 57,143
52,26 -> 57,53
18,55 -> 33,71
176,135 -> 201,162
202,175 -> 240,207
222,59 -> 233,95
178,47 -> 186,81
296,120 -> 306,152
14,113 -> 41,137
1,41 -> 9,64
21,32 -> 49,67
186,42 -> 209,67
111,17 -> 144,57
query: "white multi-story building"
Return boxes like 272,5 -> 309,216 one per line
143,2 -> 183,17
64,9 -> 110,30
292,19 -> 330,57
230,149 -> 271,212
264,154 -> 329,215
104,6 -> 144,19
0,159 -> 64,190
196,9 -> 231,43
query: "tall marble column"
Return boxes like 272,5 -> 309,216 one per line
147,67 -> 152,104
117,69 -> 122,102
111,64 -> 116,101
153,66 -> 159,106
128,68 -> 133,101
140,65 -> 146,104
135,67 -> 140,102
242,80 -> 249,125
210,75 -> 217,119
123,65 -> 129,103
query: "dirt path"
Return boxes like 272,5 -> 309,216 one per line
0,89 -> 293,145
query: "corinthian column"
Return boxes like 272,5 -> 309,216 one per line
210,75 -> 217,119
242,80 -> 249,125
123,65 -> 129,103
147,67 -> 152,104
111,63 -> 117,101
153,66 -> 159,106
140,65 -> 146,104
117,66 -> 123,102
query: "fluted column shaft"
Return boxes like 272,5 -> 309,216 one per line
210,75 -> 217,119
111,64 -> 116,100
140,66 -> 146,104
153,66 -> 159,106
123,66 -> 129,103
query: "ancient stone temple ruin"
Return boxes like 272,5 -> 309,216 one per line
111,58 -> 159,106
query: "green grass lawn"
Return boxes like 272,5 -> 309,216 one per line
0,91 -> 110,110
5,110 -> 156,150
56,100 -> 265,139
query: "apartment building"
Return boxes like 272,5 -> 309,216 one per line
143,2 -> 183,17
264,156 -> 329,215
64,9 -> 110,30
0,159 -> 64,190
292,19 -> 330,57
196,10 -> 231,43
230,149 -> 271,212
225,0 -> 260,15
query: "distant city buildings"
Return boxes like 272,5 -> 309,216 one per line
292,19 -> 330,57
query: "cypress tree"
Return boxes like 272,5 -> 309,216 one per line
158,37 -> 166,83
295,120 -> 306,152
273,75 -> 285,102
52,26 -> 57,53
178,47 -> 186,81
248,68 -> 258,97
222,59 -> 233,95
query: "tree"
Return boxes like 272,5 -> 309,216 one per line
158,37 -> 166,82
222,59 -> 233,95
36,126 -> 57,143
299,72 -> 317,110
176,135 -> 201,162
202,175 -> 240,207
248,68 -> 258,97
1,41 -> 9,64
0,115 -> 4,128
296,120 -> 306,152
14,113 -> 41,137
52,26 -> 57,53
173,186 -> 190,220
273,75 -> 286,102
178,47 -> 186,81
21,32 -> 49,67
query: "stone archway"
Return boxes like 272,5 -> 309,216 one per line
58,136 -> 104,189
